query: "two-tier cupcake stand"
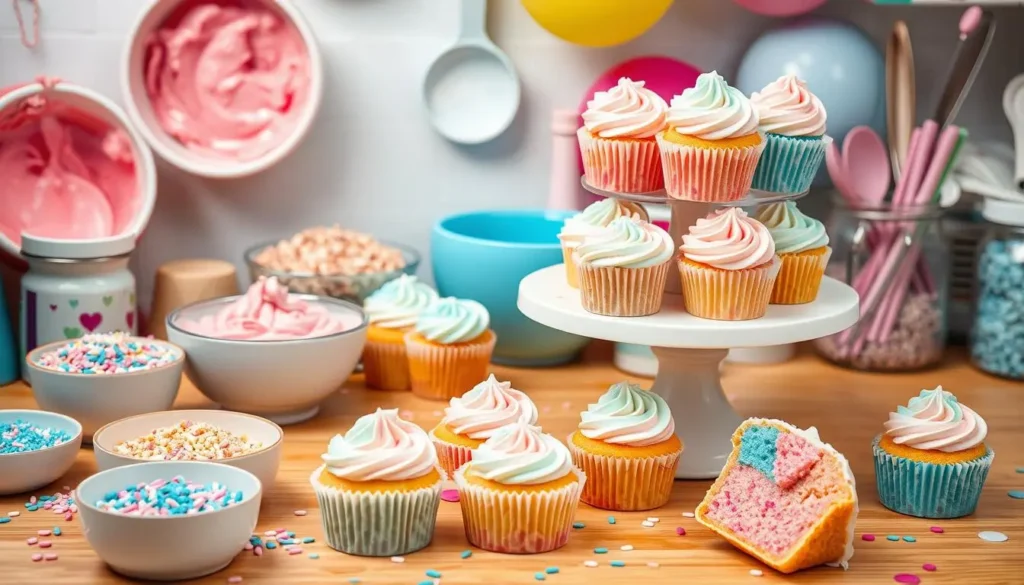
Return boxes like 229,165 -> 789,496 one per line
517,180 -> 860,479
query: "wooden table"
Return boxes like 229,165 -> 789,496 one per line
1,346 -> 1022,584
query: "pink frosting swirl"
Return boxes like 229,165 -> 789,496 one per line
442,375 -> 539,440
883,386 -> 988,453
180,276 -> 353,340
680,207 -> 777,270
582,78 -> 668,139
750,75 -> 827,137
322,408 -> 439,481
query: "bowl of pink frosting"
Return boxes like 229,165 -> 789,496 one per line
166,276 -> 367,425
121,0 -> 323,179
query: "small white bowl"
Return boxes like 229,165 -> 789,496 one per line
0,410 -> 82,495
121,0 -> 323,179
76,461 -> 262,581
166,295 -> 367,425
93,410 -> 283,489
25,339 -> 185,442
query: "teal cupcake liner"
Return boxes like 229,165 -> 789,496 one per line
751,133 -> 828,194
872,435 -> 993,519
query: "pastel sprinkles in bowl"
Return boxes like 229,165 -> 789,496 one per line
114,420 -> 263,462
34,332 -> 181,374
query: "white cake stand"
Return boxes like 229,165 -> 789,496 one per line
518,181 -> 859,479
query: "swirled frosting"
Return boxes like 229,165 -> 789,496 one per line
680,207 -> 776,270
560,199 -> 649,242
465,421 -> 574,485
579,381 -> 675,447
574,217 -> 674,269
414,297 -> 490,344
755,202 -> 829,254
750,75 -> 827,137
582,78 -> 668,139
364,275 -> 438,329
321,408 -> 439,481
883,386 -> 988,453
666,71 -> 759,140
443,374 -> 539,440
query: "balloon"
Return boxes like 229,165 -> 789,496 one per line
732,0 -> 826,17
736,18 -> 886,186
522,0 -> 673,48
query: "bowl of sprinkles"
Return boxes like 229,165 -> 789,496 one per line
75,461 -> 262,581
0,410 -> 82,495
93,410 -> 283,488
25,332 -> 185,441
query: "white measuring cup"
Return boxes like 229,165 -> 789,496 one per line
423,0 -> 520,145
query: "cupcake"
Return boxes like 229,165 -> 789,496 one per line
455,421 -> 585,554
874,386 -> 993,519
657,71 -> 764,202
404,297 -> 496,401
430,374 -> 539,478
577,77 -> 668,194
362,275 -> 439,390
567,381 -> 681,511
574,216 -> 674,317
678,207 -> 780,320
750,75 -> 829,194
558,199 -> 649,288
311,408 -> 444,556
755,202 -> 831,305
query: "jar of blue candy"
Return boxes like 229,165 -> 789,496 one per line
970,199 -> 1024,379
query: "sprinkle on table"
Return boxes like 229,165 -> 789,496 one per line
641,520 -> 655,527
95,477 -> 244,515
922,563 -> 937,572
309,553 -> 319,560
929,526 -> 944,534
534,572 -> 546,581
676,527 -> 686,536
862,534 -> 876,541
53,527 -> 61,536
611,560 -> 626,568
573,522 -> 585,529
620,545 -> 634,551
903,536 -> 916,543
294,509 -> 308,516
886,535 -> 901,542
647,562 -> 659,569
750,569 -> 764,577
1017,467 -> 1024,473
43,553 -> 57,561
426,570 -> 442,578
978,531 -> 1009,543
30,553 -> 42,562
0,421 -> 73,454
227,577 -> 243,584
460,550 -> 472,559
545,567 -> 559,574
8,511 -> 20,517
113,420 -> 264,462
893,574 -> 921,585
0,517 -> 9,524
647,517 -> 660,523
1008,490 -> 1024,499
583,561 -> 598,568
441,489 -> 460,503
594,547 -> 608,554
348,579 -> 361,585
34,332 -> 179,374
608,516 -> 616,525
391,556 -> 405,563
682,512 -> 695,518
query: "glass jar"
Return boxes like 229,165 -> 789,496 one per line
970,200 -> 1024,379
813,198 -> 949,371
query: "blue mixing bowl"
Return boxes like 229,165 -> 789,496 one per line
432,209 -> 589,366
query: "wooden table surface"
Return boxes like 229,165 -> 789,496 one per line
1,346 -> 1022,584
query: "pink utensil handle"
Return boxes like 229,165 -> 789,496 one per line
890,128 -> 921,206
868,246 -> 919,342
900,120 -> 939,208
912,125 -> 962,205
547,109 -> 582,211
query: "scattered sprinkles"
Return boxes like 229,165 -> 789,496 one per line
862,534 -> 876,541
584,561 -> 598,568
460,550 -> 472,559
594,547 -> 608,554
426,570 -> 442,578
641,520 -> 655,528
0,420 -> 73,454
0,518 -> 8,524
929,526 -> 944,534
682,512 -> 695,518
750,569 -> 764,577
647,562 -> 659,569
893,574 -> 921,585
647,517 -> 660,523
294,509 -> 308,516
573,522 -> 585,529
620,545 -> 634,551
113,420 -> 263,461
1008,490 -> 1024,499
903,536 -> 916,543
308,553 -> 319,559
30,553 -> 42,562
922,563 -> 937,572
534,572 -> 546,581
441,489 -> 460,503
34,332 -> 179,374
8,511 -> 20,517
391,556 -> 406,563
886,535 -> 901,542
611,560 -> 626,568
979,531 -> 1009,543
95,477 -> 244,515
545,567 -> 559,574
228,577 -> 243,584
676,527 -> 686,536
608,516 -> 616,525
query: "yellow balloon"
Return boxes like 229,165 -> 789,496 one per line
522,0 -> 673,48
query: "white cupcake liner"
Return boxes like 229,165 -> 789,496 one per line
679,256 -> 780,321
575,256 -> 670,317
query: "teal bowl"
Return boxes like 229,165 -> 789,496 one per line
431,209 -> 589,366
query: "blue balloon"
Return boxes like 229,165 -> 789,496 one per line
736,18 -> 886,186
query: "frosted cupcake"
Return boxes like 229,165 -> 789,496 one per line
679,207 -> 780,320
567,381 -> 681,511
404,298 -> 496,401
874,386 -> 993,519
311,408 -> 444,556
574,217 -> 674,317
430,374 -> 539,478
750,75 -> 829,194
578,77 -> 668,193
455,421 -> 585,554
755,202 -> 831,305
657,71 -> 764,202
558,199 -> 649,288
362,275 -> 439,390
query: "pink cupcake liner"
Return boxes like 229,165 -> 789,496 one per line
656,133 -> 766,202
578,128 -> 663,194
430,428 -> 475,480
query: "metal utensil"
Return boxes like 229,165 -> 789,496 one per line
886,21 -> 915,180
932,8 -> 995,128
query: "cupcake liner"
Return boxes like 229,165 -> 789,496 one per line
575,256 -> 670,317
454,466 -> 585,554
872,435 -> 994,519
430,429 -> 475,479
771,247 -> 832,305
566,435 -> 680,511
310,466 -> 443,556
405,331 -> 497,401
656,132 -> 765,202
679,256 -> 780,321
578,128 -> 664,194
362,336 -> 411,391
561,243 -> 580,289
751,134 -> 830,194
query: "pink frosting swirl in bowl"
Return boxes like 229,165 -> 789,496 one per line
750,75 -> 827,137
582,77 -> 668,139
883,386 -> 988,453
679,207 -> 777,270
442,374 -> 539,440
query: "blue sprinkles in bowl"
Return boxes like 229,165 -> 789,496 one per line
97,476 -> 245,516
0,420 -> 73,454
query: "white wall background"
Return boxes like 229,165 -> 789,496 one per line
1,0 -> 1022,312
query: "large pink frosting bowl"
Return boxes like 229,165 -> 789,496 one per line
121,0 -> 323,179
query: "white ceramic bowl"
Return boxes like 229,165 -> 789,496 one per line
0,410 -> 82,495
121,0 -> 323,179
92,410 -> 283,489
25,339 -> 185,442
76,461 -> 261,581
166,295 -> 367,425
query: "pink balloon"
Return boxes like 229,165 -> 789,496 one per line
732,0 -> 826,17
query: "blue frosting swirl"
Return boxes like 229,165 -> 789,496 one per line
415,297 -> 490,344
